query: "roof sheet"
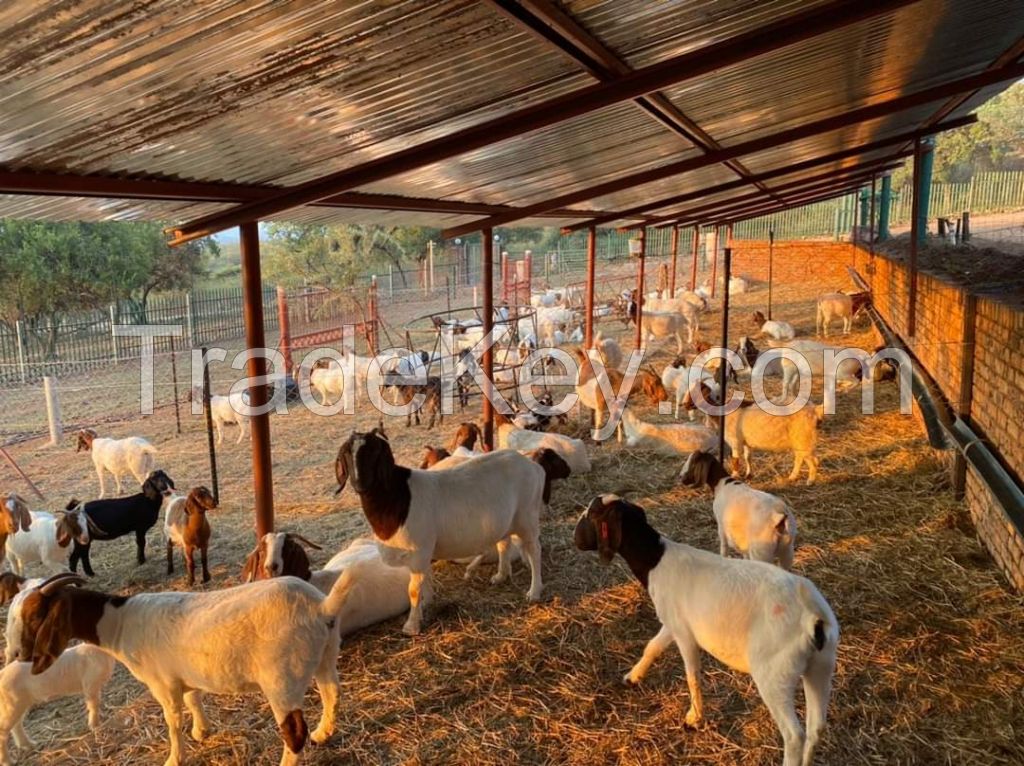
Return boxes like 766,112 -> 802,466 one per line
0,0 -> 1019,226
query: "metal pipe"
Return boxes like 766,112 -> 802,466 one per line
878,174 -> 893,241
849,267 -> 1024,536
718,247 -> 732,463
634,230 -> 646,349
767,227 -> 775,320
669,225 -> 679,296
201,346 -> 220,505
689,224 -> 700,291
239,222 -> 274,538
908,138 -> 922,337
584,226 -> 596,349
482,229 -> 495,450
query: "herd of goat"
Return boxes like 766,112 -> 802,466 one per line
0,284 -> 895,766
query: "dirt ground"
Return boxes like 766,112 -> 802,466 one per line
2,281 -> 1023,766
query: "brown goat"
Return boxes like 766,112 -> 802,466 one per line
241,532 -> 322,583
0,572 -> 26,606
448,422 -> 483,453
0,493 -> 33,560
166,487 -> 218,586
392,376 -> 444,428
419,446 -> 452,469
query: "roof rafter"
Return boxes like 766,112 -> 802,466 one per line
559,115 -> 976,233
444,61 -> 1024,238
168,0 -> 922,244
646,158 -> 907,229
483,0 -> 782,202
695,184 -> 878,228
0,170 -> 615,220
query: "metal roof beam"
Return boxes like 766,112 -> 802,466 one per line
647,158 -> 907,229
697,185 -> 873,228
484,0 -> 782,201
443,61 -> 1023,238
560,114 -> 975,233
0,170 -> 615,220
169,0 -> 922,244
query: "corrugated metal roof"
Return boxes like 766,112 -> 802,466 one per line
0,0 -> 1019,226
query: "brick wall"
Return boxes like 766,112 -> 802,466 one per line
729,240 -> 856,287
849,246 -> 1024,592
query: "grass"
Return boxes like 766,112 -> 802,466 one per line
2,281 -> 1022,766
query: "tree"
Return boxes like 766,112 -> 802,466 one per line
0,220 -> 213,357
264,223 -> 438,289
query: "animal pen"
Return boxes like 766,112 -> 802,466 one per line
0,2 -> 1023,765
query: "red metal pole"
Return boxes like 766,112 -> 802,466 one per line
584,226 -> 596,349
689,224 -> 700,291
501,252 -> 509,304
482,230 -> 495,450
276,286 -> 292,376
239,222 -> 273,539
868,174 -> 877,293
669,226 -> 679,296
710,227 -> 719,298
908,138 -> 921,337
634,230 -> 646,349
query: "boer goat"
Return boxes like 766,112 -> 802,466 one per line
16,569 -> 363,766
678,451 -> 797,570
575,495 -> 838,766
76,429 -> 158,499
5,498 -> 90,576
164,487 -> 218,586
70,470 -> 175,576
336,428 -> 545,635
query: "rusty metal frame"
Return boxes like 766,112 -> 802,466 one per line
168,0 -> 922,244
444,62 -> 1023,238
483,0 -> 782,202
559,116 -> 976,233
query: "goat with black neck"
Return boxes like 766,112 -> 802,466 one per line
335,427 -> 545,635
678,450 -> 797,570
71,470 -> 176,577
574,495 -> 837,766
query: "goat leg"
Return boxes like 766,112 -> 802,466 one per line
166,539 -> 174,575
200,546 -> 211,584
185,545 -> 196,587
135,530 -> 147,565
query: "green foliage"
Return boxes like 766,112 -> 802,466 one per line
264,223 -> 440,289
0,220 -> 214,325
894,81 -> 1024,185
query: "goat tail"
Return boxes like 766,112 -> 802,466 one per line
796,580 -> 837,653
319,558 -> 369,618
138,442 -> 158,455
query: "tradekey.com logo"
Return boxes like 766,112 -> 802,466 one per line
117,324 -> 913,442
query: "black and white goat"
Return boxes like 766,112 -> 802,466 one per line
15,568 -> 363,766
70,470 -> 175,576
678,451 -> 797,570
335,428 -> 545,635
574,495 -> 838,766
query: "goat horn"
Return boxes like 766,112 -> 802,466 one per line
38,573 -> 87,595
289,534 -> 323,551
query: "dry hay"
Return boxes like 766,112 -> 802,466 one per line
1,281 -> 1022,765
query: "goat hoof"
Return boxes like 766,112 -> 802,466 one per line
489,572 -> 508,585
401,621 -> 421,636
622,671 -> 640,686
310,726 -> 332,745
684,709 -> 702,728
190,726 -> 208,742
526,588 -> 543,603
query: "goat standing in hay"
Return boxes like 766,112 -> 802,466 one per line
575,495 -> 837,766
16,567 -> 364,766
335,427 -> 545,635
76,429 -> 158,499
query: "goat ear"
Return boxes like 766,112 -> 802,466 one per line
15,497 -> 32,533
55,516 -> 72,548
596,503 -> 623,564
573,511 -> 598,552
30,595 -> 72,675
241,548 -> 262,583
289,534 -> 323,551
334,450 -> 349,495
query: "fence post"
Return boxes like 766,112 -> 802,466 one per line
276,286 -> 293,376
428,240 -> 435,293
389,265 -> 394,299
201,347 -> 219,504
185,292 -> 195,347
170,335 -> 182,436
15,320 -> 27,384
43,376 -> 62,446
109,304 -> 119,362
